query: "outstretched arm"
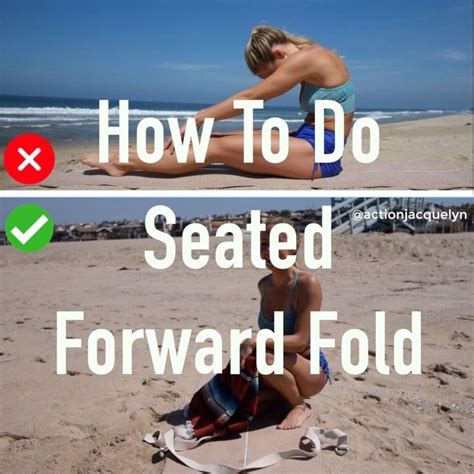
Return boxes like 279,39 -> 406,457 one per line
195,51 -> 313,125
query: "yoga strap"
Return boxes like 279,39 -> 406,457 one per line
143,426 -> 347,473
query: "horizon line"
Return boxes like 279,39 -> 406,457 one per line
0,94 -> 472,112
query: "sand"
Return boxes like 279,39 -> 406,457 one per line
1,233 -> 473,473
1,115 -> 472,190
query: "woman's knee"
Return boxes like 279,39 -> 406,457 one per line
283,352 -> 298,368
205,136 -> 227,162
299,373 -> 327,397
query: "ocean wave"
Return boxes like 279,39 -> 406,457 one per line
0,107 -> 305,126
0,124 -> 50,128
0,116 -> 95,122
353,109 -> 461,121
0,106 -> 198,117
368,115 -> 392,120
355,111 -> 393,120
357,109 -> 471,117
0,105 -> 469,129
61,121 -> 100,126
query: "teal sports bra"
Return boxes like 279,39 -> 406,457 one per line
258,271 -> 299,335
299,78 -> 355,116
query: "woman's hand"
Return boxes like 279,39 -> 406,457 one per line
240,338 -> 256,369
164,122 -> 187,156
164,113 -> 204,156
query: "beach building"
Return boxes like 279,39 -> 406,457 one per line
96,227 -> 114,240
423,203 -> 472,234
331,197 -> 425,234
70,224 -> 99,241
112,222 -> 147,239
330,198 -> 471,234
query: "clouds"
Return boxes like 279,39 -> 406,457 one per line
1,0 -> 471,108
440,49 -> 469,62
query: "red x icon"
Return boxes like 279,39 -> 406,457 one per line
4,134 -> 55,185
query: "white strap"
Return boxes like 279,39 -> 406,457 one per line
143,426 -> 347,473
143,428 -> 214,451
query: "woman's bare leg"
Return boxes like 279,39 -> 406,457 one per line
260,352 -> 327,430
80,131 -> 317,179
282,352 -> 327,398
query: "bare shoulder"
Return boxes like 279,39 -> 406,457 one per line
283,43 -> 328,67
296,271 -> 322,295
301,44 -> 333,61
302,44 -> 343,72
294,271 -> 322,310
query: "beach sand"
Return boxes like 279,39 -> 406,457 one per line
1,233 -> 473,472
1,115 -> 472,191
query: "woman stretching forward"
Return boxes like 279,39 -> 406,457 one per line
81,25 -> 355,180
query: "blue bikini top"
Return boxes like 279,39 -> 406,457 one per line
258,271 -> 299,335
299,78 -> 355,116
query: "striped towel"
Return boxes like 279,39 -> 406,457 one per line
186,355 -> 259,439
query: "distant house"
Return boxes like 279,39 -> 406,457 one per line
54,221 -> 147,242
71,225 -> 99,241
113,223 -> 147,239
423,204 -> 469,234
52,226 -> 73,242
96,227 -> 114,240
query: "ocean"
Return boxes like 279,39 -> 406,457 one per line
0,95 -> 470,147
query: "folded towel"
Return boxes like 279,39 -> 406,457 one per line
187,355 -> 259,438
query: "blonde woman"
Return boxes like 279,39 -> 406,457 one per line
81,25 -> 355,179
239,218 -> 330,429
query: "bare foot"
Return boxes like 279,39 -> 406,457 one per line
276,403 -> 311,430
80,150 -> 129,177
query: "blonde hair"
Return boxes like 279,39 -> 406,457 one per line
265,215 -> 302,268
244,25 -> 315,74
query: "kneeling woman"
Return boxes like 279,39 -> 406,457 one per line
240,219 -> 330,430
81,25 -> 355,180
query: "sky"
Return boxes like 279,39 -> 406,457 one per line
1,0 -> 472,109
0,198 -> 330,224
0,197 -> 471,226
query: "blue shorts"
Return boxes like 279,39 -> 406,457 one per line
289,123 -> 343,178
319,351 -> 332,384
